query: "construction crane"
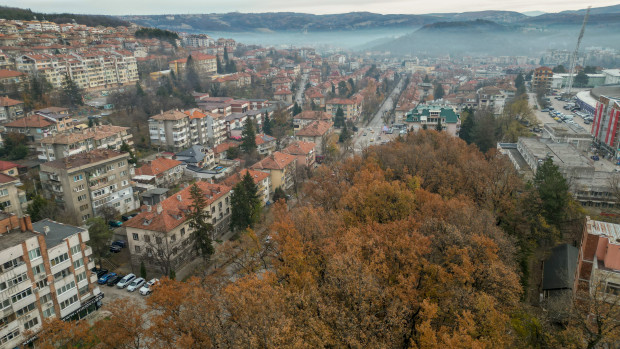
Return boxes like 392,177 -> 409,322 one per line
564,6 -> 591,97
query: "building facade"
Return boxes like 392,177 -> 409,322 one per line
591,95 -> 620,157
39,149 -> 137,223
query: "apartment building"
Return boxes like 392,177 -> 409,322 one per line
251,152 -> 298,191
222,169 -> 271,205
134,157 -> 183,187
0,173 -> 27,217
294,120 -> 334,155
39,149 -> 137,223
38,125 -> 134,162
591,95 -> 620,157
405,104 -> 461,136
168,53 -> 217,77
326,97 -> 362,121
533,66 -> 553,93
183,34 -> 214,47
184,109 -> 210,145
0,214 -> 101,348
3,115 -> 56,144
148,110 -> 191,152
0,96 -> 25,124
124,181 -> 232,273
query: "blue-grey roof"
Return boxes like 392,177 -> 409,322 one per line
32,219 -> 86,248
542,244 -> 578,291
175,145 -> 206,165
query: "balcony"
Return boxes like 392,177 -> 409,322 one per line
84,246 -> 92,257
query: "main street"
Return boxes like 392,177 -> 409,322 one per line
295,73 -> 308,106
352,75 -> 406,152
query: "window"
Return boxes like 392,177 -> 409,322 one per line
16,302 -> 36,317
82,214 -> 90,221
132,233 -> 139,241
50,253 -> 69,267
0,200 -> 11,209
135,245 -> 141,253
74,184 -> 85,192
77,194 -> 87,202
0,299 -> 9,311
32,263 -> 45,276
0,272 -> 29,291
607,282 -> 620,296
74,174 -> 83,182
144,235 -> 150,243
79,285 -> 89,296
40,293 -> 52,304
11,287 -> 32,303
0,329 -> 19,344
0,189 -> 8,197
43,306 -> 55,318
24,317 -> 39,330
60,294 -> 78,310
156,237 -> 162,244
70,245 -> 81,255
53,267 -> 71,280
56,281 -> 76,296
180,228 -> 185,237
73,258 -> 84,270
171,234 -> 176,242
28,247 -> 42,260
124,197 -> 132,203
76,271 -> 87,283
2,256 -> 23,272
36,279 -> 48,289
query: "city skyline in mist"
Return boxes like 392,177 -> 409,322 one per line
1,0 -> 615,16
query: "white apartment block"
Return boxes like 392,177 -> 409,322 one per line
0,214 -> 101,348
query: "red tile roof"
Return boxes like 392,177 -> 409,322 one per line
295,120 -> 333,137
135,157 -> 182,177
0,160 -> 19,171
0,173 -> 17,184
124,181 -> 231,233
0,96 -> 23,107
251,151 -> 297,171
0,70 -> 25,79
283,141 -> 316,155
4,114 -> 52,128
222,168 -> 269,187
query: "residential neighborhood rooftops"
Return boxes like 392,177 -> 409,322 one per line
150,109 -> 187,121
295,110 -> 331,121
4,114 -> 53,128
135,157 -> 182,177
0,160 -> 19,172
125,181 -> 231,233
0,70 -> 24,79
283,141 -> 316,155
0,96 -> 23,107
295,120 -> 333,137
251,151 -> 297,170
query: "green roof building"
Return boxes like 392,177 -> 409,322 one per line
405,104 -> 460,136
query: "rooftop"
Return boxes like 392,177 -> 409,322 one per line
135,157 -> 182,177
32,218 -> 86,249
4,114 -> 52,128
295,120 -> 333,137
42,149 -> 127,170
150,109 -> 187,121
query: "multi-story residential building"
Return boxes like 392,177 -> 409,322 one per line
575,217 -> 620,302
3,115 -> 56,144
294,120 -> 334,155
0,173 -> 27,217
35,108 -> 72,133
326,97 -> 362,121
175,145 -> 215,169
183,34 -> 214,47
133,157 -> 184,188
0,96 -> 25,124
293,111 -> 332,131
405,105 -> 461,136
0,70 -> 26,93
39,149 -> 137,223
0,161 -> 20,177
38,125 -> 133,161
222,169 -> 271,205
168,53 -> 217,77
206,112 -> 227,146
124,181 -> 232,273
148,110 -> 191,152
283,141 -> 317,168
251,151 -> 298,191
0,214 -> 101,348
591,95 -> 620,157
255,133 -> 276,156
476,86 -> 506,115
184,109 -> 210,145
532,66 -> 553,93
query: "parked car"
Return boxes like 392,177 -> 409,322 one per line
97,272 -> 117,285
591,155 -> 600,161
107,275 -> 123,286
117,273 -> 136,289
111,240 -> 126,248
109,245 -> 122,253
139,278 -> 159,296
96,269 -> 109,278
127,277 -> 146,292
108,220 -> 123,228
121,213 -> 138,221
541,108 -> 549,112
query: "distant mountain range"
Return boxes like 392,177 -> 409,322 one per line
118,5 -> 620,33
0,6 -> 129,27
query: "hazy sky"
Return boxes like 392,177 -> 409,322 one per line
2,0 -> 616,15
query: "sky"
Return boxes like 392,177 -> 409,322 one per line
1,0 -> 617,16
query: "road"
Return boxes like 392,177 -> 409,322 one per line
295,74 -> 308,106
527,92 -> 590,131
352,76 -> 406,152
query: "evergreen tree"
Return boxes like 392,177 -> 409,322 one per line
140,261 -> 147,279
334,107 -> 345,128
293,102 -> 301,116
272,187 -> 287,202
263,115 -> 273,136
331,83 -> 335,95
339,124 -> 350,143
62,75 -> 83,108
188,183 -> 214,262
552,65 -> 566,74
230,172 -> 262,232
423,75 -> 430,83
472,108 -> 497,153
459,108 -> 475,144
185,55 -> 202,91
348,78 -> 355,94
135,81 -> 146,97
436,117 -> 443,131
120,141 -> 137,164
434,83 -> 445,100
515,73 -> 525,90
574,71 -> 589,87
240,120 -> 257,154
216,59 -> 223,74
422,124 -> 428,130
534,158 -> 570,227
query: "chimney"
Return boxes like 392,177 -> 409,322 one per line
147,205 -> 152,212
24,215 -> 33,232
43,226 -> 50,235
19,216 -> 26,232
156,204 -> 163,214
177,194 -> 182,202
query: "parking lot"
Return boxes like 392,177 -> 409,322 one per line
529,92 -> 591,131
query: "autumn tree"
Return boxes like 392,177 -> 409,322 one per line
95,299 -> 149,349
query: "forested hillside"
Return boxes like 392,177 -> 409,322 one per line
0,6 -> 129,27
32,131 -> 602,348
